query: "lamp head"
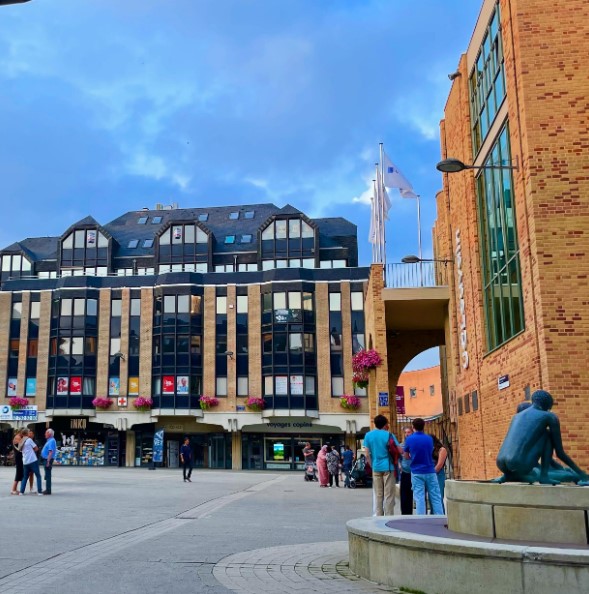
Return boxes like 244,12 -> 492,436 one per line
436,158 -> 469,173
224,350 -> 234,360
401,255 -> 421,264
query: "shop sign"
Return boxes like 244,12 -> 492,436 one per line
165,424 -> 183,432
455,229 -> 469,369
498,375 -> 510,391
117,397 -> 128,407
267,422 -> 313,429
71,418 -> 87,429
378,392 -> 389,407
236,405 -> 246,411
12,405 -> 38,421
0,405 -> 12,421
153,430 -> 164,463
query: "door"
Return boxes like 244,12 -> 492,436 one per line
167,440 -> 179,468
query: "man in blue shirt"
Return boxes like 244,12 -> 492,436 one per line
404,418 -> 444,515
180,437 -> 192,482
363,414 -> 400,515
41,428 -> 57,495
341,445 -> 355,488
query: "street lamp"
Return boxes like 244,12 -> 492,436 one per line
401,255 -> 453,265
436,157 -> 518,173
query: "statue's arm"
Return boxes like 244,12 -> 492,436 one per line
548,416 -> 588,477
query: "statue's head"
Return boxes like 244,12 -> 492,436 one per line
516,401 -> 532,413
532,390 -> 553,411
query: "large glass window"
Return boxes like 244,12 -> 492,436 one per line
469,6 -> 505,154
477,126 -> 524,350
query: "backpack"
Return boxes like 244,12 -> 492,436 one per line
387,433 -> 400,466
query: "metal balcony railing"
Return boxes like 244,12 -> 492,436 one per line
385,261 -> 451,288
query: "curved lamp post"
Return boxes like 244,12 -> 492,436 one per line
436,158 -> 518,173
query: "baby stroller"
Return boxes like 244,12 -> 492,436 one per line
304,462 -> 318,482
348,456 -> 372,489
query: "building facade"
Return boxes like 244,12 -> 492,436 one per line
0,203 -> 370,468
434,0 -> 589,478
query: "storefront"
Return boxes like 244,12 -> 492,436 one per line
36,417 -> 124,467
242,419 -> 345,470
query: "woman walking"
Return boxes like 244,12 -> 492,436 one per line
327,445 -> 341,488
19,429 -> 43,496
316,444 -> 330,487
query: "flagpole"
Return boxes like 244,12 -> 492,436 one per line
379,144 -> 386,272
416,194 -> 423,286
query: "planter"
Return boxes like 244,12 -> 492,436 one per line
340,395 -> 361,411
92,397 -> 114,410
245,397 -> 265,412
133,397 -> 153,412
199,396 -> 219,411
8,397 -> 29,411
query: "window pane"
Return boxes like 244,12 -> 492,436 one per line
110,338 -> 121,355
196,228 -> 208,243
261,224 -> 274,240
130,299 -> 141,316
164,295 -> 176,313
74,298 -> 85,316
288,292 -> 301,309
71,337 -> 84,355
237,377 -> 248,396
351,292 -> 364,311
237,295 -> 248,313
303,293 -> 313,311
289,333 -> 303,352
329,293 -> 341,311
184,225 -> 195,242
216,296 -> 227,314
216,377 -> 227,396
264,375 -> 273,395
332,377 -> 344,396
74,230 -> 85,248
289,219 -> 301,238
111,299 -> 122,317
30,301 -> 40,319
275,220 -> 287,239
61,299 -> 72,316
177,295 -> 190,313
62,234 -> 74,249
87,299 -> 98,316
274,292 -> 286,310
12,302 -> 22,319
301,221 -> 314,238
305,376 -> 315,395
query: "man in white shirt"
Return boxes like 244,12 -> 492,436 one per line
19,430 -> 43,495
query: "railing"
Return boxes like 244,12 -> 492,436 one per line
385,261 -> 451,288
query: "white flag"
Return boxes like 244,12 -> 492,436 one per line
382,151 -> 418,199
368,196 -> 376,244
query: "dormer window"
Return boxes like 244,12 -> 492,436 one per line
260,217 -> 316,269
244,211 -> 255,219
138,216 -> 148,224
241,234 -> 252,244
198,213 -> 208,222
128,240 -> 139,249
225,235 -> 236,244
229,212 -> 239,220
143,239 -> 154,248
152,216 -> 162,224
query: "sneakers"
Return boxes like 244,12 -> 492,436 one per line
187,478 -> 192,482
37,493 -> 44,496
42,491 -> 51,495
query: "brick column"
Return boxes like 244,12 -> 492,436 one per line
0,293 -> 12,402
203,286 -> 216,396
227,285 -> 237,405
119,289 -> 130,398
341,283 -> 353,394
138,289 -> 153,398
248,285 -> 261,397
315,284 -> 331,409
96,289 -> 111,397
17,292 -> 30,398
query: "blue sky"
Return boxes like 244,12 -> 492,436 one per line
0,0 -> 481,369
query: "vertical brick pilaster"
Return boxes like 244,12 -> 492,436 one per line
203,286 -> 216,396
138,289 -> 153,398
35,292 -> 51,410
96,289 -> 111,397
0,293 -> 12,401
17,292 -> 30,398
248,285 -> 261,397
315,284 -> 331,409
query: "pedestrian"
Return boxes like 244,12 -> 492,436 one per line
10,429 -> 32,495
363,414 -> 401,516
302,442 -> 315,466
19,429 -> 43,496
316,444 -> 329,487
400,426 -> 414,515
341,445 -> 355,488
404,418 -> 444,515
326,445 -> 340,488
41,428 -> 57,495
180,437 -> 192,482
431,435 -> 448,512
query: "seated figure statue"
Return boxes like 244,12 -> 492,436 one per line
495,390 -> 589,485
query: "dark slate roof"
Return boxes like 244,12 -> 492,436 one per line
1,203 -> 358,262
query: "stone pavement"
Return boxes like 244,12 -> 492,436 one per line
0,468 -> 406,593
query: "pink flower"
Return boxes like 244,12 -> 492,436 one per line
92,397 -> 113,409
9,397 -> 29,410
340,395 -> 362,410
134,397 -> 153,411
352,349 -> 382,372
199,395 -> 219,410
245,397 -> 265,411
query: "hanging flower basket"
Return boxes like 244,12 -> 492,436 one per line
340,395 -> 361,411
245,397 -> 265,412
92,397 -> 114,410
9,397 -> 29,411
133,397 -> 153,412
199,395 -> 219,410
352,373 -> 369,390
352,349 -> 383,373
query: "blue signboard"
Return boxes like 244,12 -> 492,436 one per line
153,430 -> 164,463
378,392 -> 389,407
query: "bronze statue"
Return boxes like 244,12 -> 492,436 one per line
495,390 -> 589,485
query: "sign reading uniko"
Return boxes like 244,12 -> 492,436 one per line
455,229 -> 469,369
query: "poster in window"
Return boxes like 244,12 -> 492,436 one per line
56,377 -> 69,395
177,376 -> 189,395
108,377 -> 120,396
25,378 -> 36,396
163,375 -> 175,394
275,376 -> 288,395
128,377 -> 139,396
290,375 -> 303,395
7,378 -> 17,397
87,230 -> 96,245
70,376 -> 82,395
173,226 -> 182,240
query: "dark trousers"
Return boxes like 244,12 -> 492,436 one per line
400,471 -> 413,515
182,461 -> 192,480
329,472 -> 339,487
44,459 -> 54,493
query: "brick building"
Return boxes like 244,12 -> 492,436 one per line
0,203 -> 370,468
434,0 -> 589,478
397,366 -> 442,419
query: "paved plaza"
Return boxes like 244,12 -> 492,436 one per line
0,467 -> 403,593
